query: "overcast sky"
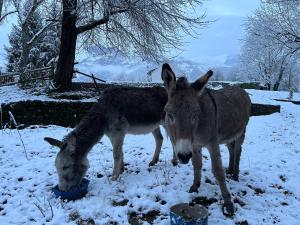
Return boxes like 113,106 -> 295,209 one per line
179,0 -> 260,63
205,0 -> 260,16
0,0 -> 261,68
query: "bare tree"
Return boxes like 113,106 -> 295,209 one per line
54,0 -> 207,91
261,0 -> 300,55
239,0 -> 300,91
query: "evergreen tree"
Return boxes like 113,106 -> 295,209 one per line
5,24 -> 22,72
5,0 -> 60,75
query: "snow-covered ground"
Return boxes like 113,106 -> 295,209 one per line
1,88 -> 300,225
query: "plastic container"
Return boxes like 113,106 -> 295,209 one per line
170,203 -> 208,225
52,178 -> 90,201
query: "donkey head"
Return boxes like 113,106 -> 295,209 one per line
44,134 -> 89,191
161,63 -> 213,164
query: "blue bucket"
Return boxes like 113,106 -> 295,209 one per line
170,203 -> 208,225
52,178 -> 90,201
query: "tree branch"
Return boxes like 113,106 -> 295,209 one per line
0,10 -> 17,23
76,8 -> 128,34
22,0 -> 45,25
26,21 -> 57,47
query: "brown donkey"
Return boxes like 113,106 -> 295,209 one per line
44,87 -> 170,191
161,63 -> 251,216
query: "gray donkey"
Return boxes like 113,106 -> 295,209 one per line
161,64 -> 251,216
44,87 -> 171,191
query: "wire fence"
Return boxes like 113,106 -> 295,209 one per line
0,65 -> 55,87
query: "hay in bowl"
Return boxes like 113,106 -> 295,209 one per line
52,178 -> 90,201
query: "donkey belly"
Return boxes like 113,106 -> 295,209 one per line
128,123 -> 160,135
214,88 -> 251,144
218,127 -> 246,144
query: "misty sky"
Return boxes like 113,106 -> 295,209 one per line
180,0 -> 261,63
0,0 -> 261,67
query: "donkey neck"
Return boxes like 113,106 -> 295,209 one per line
198,88 -> 217,113
195,88 -> 219,138
205,88 -> 218,128
71,103 -> 107,156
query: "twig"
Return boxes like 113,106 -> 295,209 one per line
73,69 -> 106,83
8,111 -> 29,160
91,73 -> 101,96
34,202 -> 46,218
47,199 -> 54,220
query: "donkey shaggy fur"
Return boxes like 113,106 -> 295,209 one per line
44,87 -> 168,191
161,63 -> 251,216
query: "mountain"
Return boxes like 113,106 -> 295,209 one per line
74,49 -> 240,83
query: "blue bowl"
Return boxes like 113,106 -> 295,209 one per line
170,203 -> 208,225
52,178 -> 90,201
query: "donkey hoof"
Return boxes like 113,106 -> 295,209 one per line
222,202 -> 235,217
226,168 -> 233,175
188,184 -> 199,193
232,174 -> 239,181
121,166 -> 125,173
111,174 -> 120,181
148,160 -> 158,167
171,159 -> 178,166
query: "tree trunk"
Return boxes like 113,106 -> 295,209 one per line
54,0 -> 78,91
19,44 -> 30,82
19,22 -> 31,83
273,67 -> 285,91
273,78 -> 281,91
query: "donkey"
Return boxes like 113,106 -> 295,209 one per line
44,86 -> 173,191
161,63 -> 251,216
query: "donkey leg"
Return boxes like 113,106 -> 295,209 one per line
109,133 -> 125,180
171,150 -> 178,166
232,132 -> 245,181
207,143 -> 234,216
226,141 -> 235,175
149,127 -> 163,167
189,148 -> 202,193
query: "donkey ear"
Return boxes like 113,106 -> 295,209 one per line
191,70 -> 213,94
44,137 -> 62,148
161,63 -> 176,93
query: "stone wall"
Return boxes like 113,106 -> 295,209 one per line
70,81 -> 265,92
1,100 -> 94,128
0,100 -> 280,129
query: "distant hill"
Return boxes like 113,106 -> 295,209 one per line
74,48 -> 240,83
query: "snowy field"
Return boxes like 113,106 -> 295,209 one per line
1,88 -> 300,225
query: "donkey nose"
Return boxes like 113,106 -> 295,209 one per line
177,152 -> 192,164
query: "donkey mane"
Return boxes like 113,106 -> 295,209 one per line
176,77 -> 189,89
65,103 -> 107,155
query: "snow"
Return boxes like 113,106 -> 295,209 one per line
0,85 -> 97,104
0,88 -> 300,225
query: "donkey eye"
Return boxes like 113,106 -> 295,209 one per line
62,166 -> 69,170
167,112 -> 175,123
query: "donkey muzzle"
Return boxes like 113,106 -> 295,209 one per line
177,152 -> 192,164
